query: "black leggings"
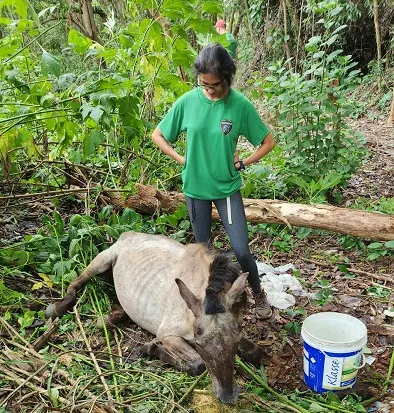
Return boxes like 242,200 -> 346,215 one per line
184,191 -> 261,293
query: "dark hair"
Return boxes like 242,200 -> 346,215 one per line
194,43 -> 236,87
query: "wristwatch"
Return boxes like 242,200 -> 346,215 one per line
234,160 -> 245,171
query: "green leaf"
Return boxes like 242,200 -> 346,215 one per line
18,311 -> 35,329
41,52 -> 61,77
308,402 -> 326,412
162,0 -> 193,18
32,282 -> 44,291
11,250 -> 29,266
367,242 -> 383,249
6,69 -> 30,93
69,239 -> 81,257
83,129 -> 104,158
99,93 -> 117,112
68,29 -> 92,54
367,252 -> 382,261
105,225 -> 120,238
81,104 -> 92,121
90,106 -> 104,123
325,33 -> 339,46
0,0 -> 28,18
337,263 -> 350,273
119,95 -> 139,126
384,240 -> 394,248
187,19 -> 216,34
201,0 -> 222,14
0,17 -> 11,25
331,24 -> 347,35
57,73 -> 75,90
305,36 -> 322,52
48,387 -> 59,407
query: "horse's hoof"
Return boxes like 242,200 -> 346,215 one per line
96,315 -> 115,330
45,303 -> 57,319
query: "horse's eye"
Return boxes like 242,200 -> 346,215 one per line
195,327 -> 204,336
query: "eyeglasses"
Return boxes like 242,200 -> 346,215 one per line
197,81 -> 223,91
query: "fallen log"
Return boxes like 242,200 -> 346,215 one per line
106,184 -> 394,242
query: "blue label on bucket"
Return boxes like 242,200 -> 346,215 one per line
303,340 -> 363,393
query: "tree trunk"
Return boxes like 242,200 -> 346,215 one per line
106,185 -> 394,242
284,0 -> 300,35
388,88 -> 394,125
293,0 -> 304,71
229,8 -> 235,33
80,0 -> 99,42
241,0 -> 254,45
233,12 -> 243,38
280,0 -> 293,72
373,0 -> 382,93
66,0 -> 102,53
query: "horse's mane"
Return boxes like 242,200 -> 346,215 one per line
204,254 -> 240,315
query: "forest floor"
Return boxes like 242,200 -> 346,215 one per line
0,115 -> 393,413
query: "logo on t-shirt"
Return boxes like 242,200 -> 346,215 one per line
220,119 -> 233,135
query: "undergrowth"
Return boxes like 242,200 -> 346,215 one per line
1,209 -> 392,412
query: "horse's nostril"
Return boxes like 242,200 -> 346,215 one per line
189,360 -> 206,376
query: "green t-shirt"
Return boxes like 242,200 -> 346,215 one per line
158,88 -> 270,200
225,32 -> 237,59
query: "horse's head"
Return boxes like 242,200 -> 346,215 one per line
175,257 -> 248,405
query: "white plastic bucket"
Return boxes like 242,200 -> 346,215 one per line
301,312 -> 367,393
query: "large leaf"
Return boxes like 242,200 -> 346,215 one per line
201,0 -> 222,13
0,0 -> 28,18
119,94 -> 139,125
162,0 -> 193,19
5,69 -> 30,93
305,36 -> 322,52
57,73 -> 75,90
99,93 -> 117,112
187,19 -> 216,34
90,106 -> 104,123
83,129 -> 104,158
173,38 -> 196,66
18,128 -> 38,158
68,29 -> 92,54
325,33 -> 339,46
41,51 -> 61,77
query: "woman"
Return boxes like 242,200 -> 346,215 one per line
152,43 -> 275,319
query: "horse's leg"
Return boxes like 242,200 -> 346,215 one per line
97,304 -> 129,330
238,336 -> 264,366
140,336 -> 206,376
45,248 -> 116,318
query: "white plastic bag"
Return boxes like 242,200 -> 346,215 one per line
256,261 -> 313,309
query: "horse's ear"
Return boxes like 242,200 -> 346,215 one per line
175,278 -> 202,317
225,272 -> 248,308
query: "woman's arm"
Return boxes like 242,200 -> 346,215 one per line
152,127 -> 185,165
234,133 -> 275,169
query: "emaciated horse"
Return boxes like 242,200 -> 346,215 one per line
45,231 -> 264,404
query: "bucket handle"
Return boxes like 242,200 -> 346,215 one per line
354,353 -> 366,370
321,352 -> 366,370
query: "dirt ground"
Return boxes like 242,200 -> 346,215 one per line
344,117 -> 394,201
0,116 -> 393,412
245,116 -> 394,411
